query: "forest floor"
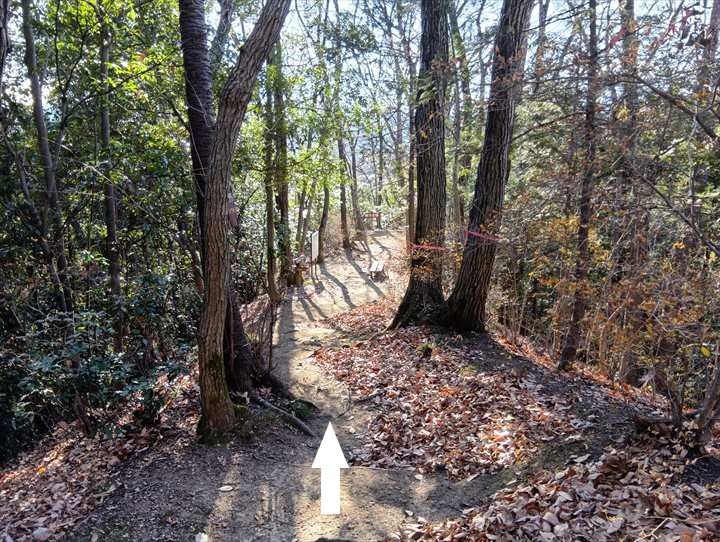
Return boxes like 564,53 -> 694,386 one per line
2,230 -> 720,541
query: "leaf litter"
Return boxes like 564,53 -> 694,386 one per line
312,302 -> 720,541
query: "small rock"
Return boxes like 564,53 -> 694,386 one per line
195,534 -> 210,542
219,485 -> 233,492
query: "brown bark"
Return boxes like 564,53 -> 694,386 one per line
22,0 -> 73,313
179,0 -> 214,266
559,0 -> 599,369
615,0 -> 642,382
180,0 -> 291,439
394,0 -> 417,246
348,137 -> 365,240
263,80 -> 281,302
390,0 -> 449,329
448,0 -> 473,227
270,44 -> 293,284
445,0 -> 534,331
338,139 -> 351,249
317,181 -> 330,262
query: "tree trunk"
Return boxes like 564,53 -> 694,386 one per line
300,180 -> 316,252
406,98 -> 416,246
689,0 -> 720,236
445,0 -> 534,331
376,124 -> 384,229
532,0 -> 550,94
22,0 -> 73,313
0,0 -> 8,85
338,139 -> 351,249
317,181 -> 330,262
348,137 -> 365,240
615,0 -> 642,382
390,0 -> 449,329
270,44 -> 293,284
263,79 -> 280,302
448,0 -> 473,228
98,7 -> 123,351
558,0 -> 599,369
296,179 -> 308,251
180,0 -> 291,439
450,73 -> 463,234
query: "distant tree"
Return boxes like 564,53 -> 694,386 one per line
558,0 -> 599,369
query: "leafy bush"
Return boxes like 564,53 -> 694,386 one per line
0,306 -> 191,465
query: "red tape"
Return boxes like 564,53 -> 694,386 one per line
464,230 -> 504,243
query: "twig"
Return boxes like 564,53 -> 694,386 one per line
252,395 -> 317,437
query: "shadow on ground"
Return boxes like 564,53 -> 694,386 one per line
71,230 -> 645,542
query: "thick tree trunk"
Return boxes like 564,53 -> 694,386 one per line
98,10 -> 123,351
181,0 -> 291,439
179,0 -> 214,265
558,0 -> 598,369
390,0 -> 449,329
22,0 -> 73,313
445,0 -> 534,331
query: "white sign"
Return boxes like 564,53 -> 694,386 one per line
311,423 -> 348,514
311,231 -> 319,262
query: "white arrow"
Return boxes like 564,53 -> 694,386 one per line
311,422 -> 349,514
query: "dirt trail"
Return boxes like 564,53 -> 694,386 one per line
76,231 -> 508,542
